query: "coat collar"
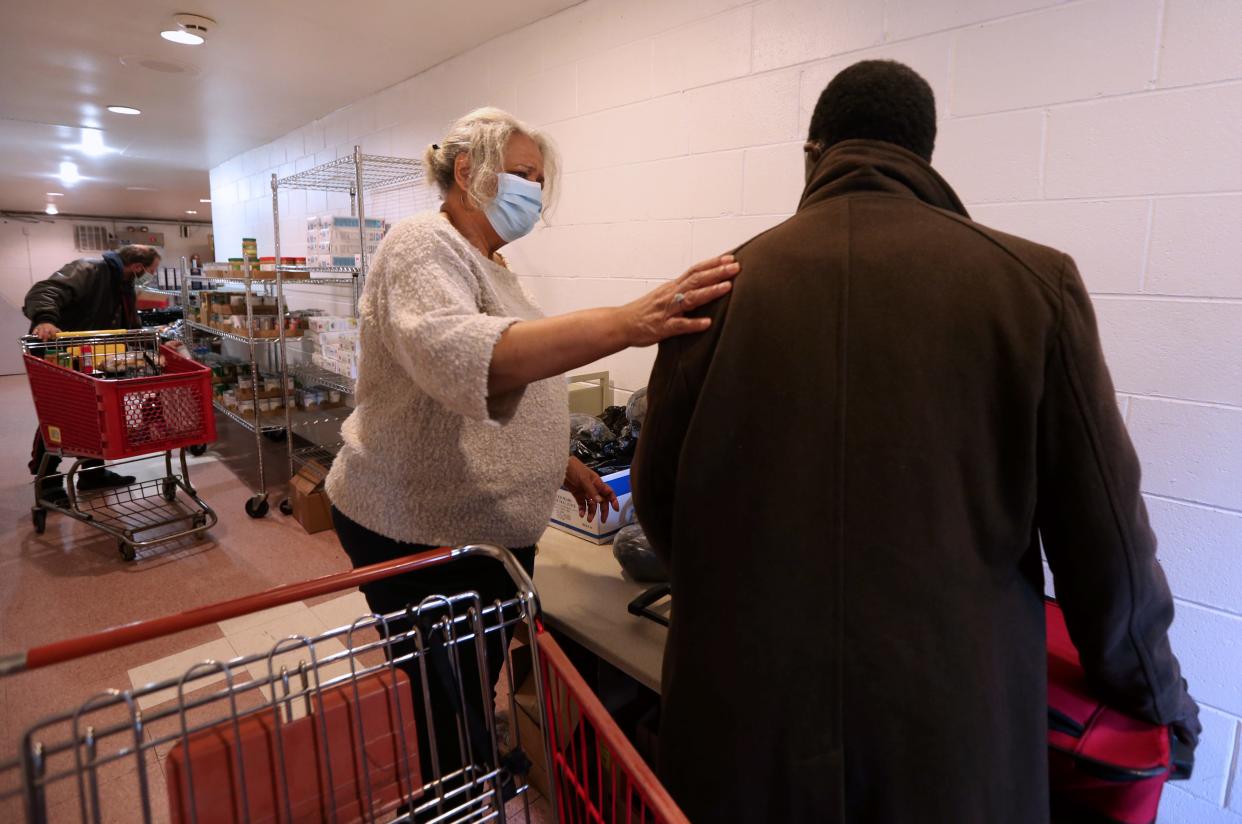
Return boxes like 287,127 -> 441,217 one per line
102,251 -> 125,280
798,139 -> 969,220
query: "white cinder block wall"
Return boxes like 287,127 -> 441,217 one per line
210,1 -> 1242,817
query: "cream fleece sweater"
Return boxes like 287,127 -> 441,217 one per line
325,210 -> 569,547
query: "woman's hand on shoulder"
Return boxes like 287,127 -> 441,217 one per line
619,255 -> 739,347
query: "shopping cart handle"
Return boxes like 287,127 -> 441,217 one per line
0,544 -> 537,675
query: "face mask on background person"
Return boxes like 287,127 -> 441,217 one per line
485,173 -> 543,242
134,267 -> 157,287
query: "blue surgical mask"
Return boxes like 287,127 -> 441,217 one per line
485,173 -> 543,242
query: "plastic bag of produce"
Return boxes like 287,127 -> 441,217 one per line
570,412 -> 616,444
625,387 -> 648,438
612,523 -> 668,583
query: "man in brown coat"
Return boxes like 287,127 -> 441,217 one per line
632,61 -> 1200,823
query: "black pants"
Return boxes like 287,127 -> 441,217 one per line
29,430 -> 104,477
331,506 -> 535,788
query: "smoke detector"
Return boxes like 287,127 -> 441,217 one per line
161,14 -> 215,45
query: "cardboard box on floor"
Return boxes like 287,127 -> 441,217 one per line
509,639 -> 581,800
290,458 -> 333,533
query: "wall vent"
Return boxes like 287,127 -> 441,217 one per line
74,225 -> 111,252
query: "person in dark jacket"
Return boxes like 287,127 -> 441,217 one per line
24,244 -> 162,500
632,61 -> 1200,823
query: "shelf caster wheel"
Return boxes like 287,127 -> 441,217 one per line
189,443 -> 208,457
161,479 -> 177,502
278,498 -> 293,516
119,541 -> 136,562
245,495 -> 269,519
263,429 -> 287,443
192,513 -> 208,529
32,507 -> 46,534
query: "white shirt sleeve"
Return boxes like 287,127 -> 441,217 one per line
377,227 -> 524,424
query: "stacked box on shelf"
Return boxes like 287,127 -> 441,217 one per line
196,292 -> 284,338
303,316 -> 361,380
305,215 -> 386,269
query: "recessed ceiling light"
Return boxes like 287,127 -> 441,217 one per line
160,13 -> 214,46
58,161 -> 80,185
186,210 -> 198,215
107,105 -> 142,116
199,198 -> 211,203
79,128 -> 109,157
45,204 -> 59,215
46,192 -> 64,197
161,29 -> 204,45
126,186 -> 157,192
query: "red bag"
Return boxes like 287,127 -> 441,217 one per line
1046,598 -> 1192,824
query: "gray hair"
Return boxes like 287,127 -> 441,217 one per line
423,107 -> 559,214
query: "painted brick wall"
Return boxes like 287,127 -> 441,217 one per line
210,1 -> 1242,815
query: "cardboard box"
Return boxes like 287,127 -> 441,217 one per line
548,468 -> 635,544
290,459 -> 333,533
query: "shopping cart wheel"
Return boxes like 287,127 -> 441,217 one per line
161,479 -> 177,502
193,513 -> 207,530
31,507 -> 46,534
118,541 -> 136,562
279,498 -> 293,516
189,443 -> 208,457
245,494 -> 269,518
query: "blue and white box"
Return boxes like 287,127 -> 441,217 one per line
548,468 -> 635,544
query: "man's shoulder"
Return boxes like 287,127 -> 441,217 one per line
956,216 -> 1068,276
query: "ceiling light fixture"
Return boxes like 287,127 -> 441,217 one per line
186,210 -> 198,215
79,128 -> 109,157
126,186 -> 156,192
160,14 -> 214,46
59,161 -> 81,185
45,204 -> 59,215
46,192 -> 64,197
199,198 -> 211,203
107,105 -> 142,115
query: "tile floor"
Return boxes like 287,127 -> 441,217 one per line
0,375 -> 554,822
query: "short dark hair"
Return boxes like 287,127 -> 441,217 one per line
807,60 -> 937,161
117,244 -> 161,267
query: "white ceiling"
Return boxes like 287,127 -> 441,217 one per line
0,0 -> 578,222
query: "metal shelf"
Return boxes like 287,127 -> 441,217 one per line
213,401 -> 286,434
292,443 -> 341,470
280,277 -> 358,286
185,320 -> 285,346
191,275 -> 357,288
289,409 -> 352,428
288,363 -> 355,395
276,265 -> 359,275
140,287 -> 185,297
276,153 -> 423,193
213,401 -> 351,434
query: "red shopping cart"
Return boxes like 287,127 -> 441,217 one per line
22,330 -> 217,560
0,545 -> 688,823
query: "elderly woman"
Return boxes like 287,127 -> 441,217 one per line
325,107 -> 737,782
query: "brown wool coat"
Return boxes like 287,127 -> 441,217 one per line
632,140 -> 1198,824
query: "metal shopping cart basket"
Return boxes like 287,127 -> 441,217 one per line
22,329 -> 218,560
0,546 -> 689,823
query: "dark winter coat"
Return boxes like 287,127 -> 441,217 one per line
23,252 -> 138,332
632,139 -> 1199,824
